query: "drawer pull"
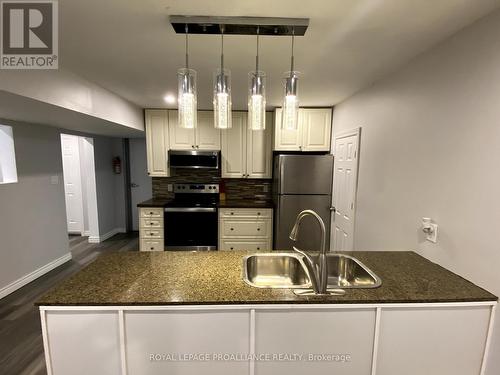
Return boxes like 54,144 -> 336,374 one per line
230,247 -> 234,250
150,247 -> 154,250
149,212 -> 154,215
230,228 -> 234,231
230,212 -> 234,215
257,212 -> 261,215
257,247 -> 260,250
257,228 -> 260,231
150,232 -> 154,235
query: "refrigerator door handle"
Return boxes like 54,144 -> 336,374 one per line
330,206 -> 336,213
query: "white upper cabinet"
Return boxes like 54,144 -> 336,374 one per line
145,109 -> 169,177
196,111 -> 221,150
274,108 -> 332,151
222,112 -> 272,179
168,110 -> 196,150
273,108 -> 303,151
169,110 -> 221,151
246,112 -> 273,178
301,108 -> 332,151
221,112 -> 247,178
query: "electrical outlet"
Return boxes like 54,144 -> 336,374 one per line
426,223 -> 438,243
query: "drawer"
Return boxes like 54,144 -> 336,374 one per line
140,228 -> 163,239
221,219 -> 271,238
219,240 -> 271,251
140,218 -> 163,228
219,208 -> 272,219
140,207 -> 163,218
140,239 -> 164,252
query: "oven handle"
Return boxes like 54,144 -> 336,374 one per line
164,207 -> 217,213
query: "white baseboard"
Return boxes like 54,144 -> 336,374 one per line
88,227 -> 126,244
0,252 -> 73,300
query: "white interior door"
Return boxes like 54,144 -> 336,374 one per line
331,129 -> 360,251
130,138 -> 153,231
61,134 -> 84,234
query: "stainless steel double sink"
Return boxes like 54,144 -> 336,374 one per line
243,252 -> 381,290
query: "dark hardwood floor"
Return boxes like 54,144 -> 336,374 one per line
0,233 -> 139,375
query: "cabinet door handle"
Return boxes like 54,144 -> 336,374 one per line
230,212 -> 234,215
257,247 -> 260,250
230,247 -> 234,250
257,212 -> 261,215
257,228 -> 260,231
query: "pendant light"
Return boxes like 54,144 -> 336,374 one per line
281,28 -> 299,131
213,25 -> 232,129
248,27 -> 266,131
177,24 -> 197,129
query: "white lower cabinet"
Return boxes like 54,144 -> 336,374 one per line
218,208 -> 273,250
139,207 -> 164,251
40,303 -> 495,375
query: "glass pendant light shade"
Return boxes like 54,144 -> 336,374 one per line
282,71 -> 299,130
248,71 -> 266,130
213,68 -> 232,129
177,68 -> 197,129
177,25 -> 197,129
213,26 -> 232,130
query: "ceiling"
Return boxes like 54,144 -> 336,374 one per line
59,0 -> 500,110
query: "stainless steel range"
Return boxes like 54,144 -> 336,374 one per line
164,183 -> 219,251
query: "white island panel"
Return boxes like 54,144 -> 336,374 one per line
124,310 -> 250,375
254,308 -> 376,375
376,306 -> 491,375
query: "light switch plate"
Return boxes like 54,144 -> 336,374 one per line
426,223 -> 438,243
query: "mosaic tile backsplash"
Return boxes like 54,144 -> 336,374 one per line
152,169 -> 272,201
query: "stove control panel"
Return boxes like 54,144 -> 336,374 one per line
173,183 -> 219,194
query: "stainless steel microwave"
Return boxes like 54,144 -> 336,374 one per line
168,150 -> 220,169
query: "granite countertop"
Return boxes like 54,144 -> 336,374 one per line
36,251 -> 497,306
217,199 -> 274,208
137,198 -> 171,207
137,198 -> 274,209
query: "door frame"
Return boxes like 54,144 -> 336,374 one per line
330,127 -> 361,251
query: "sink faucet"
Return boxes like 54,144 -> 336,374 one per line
289,209 -> 328,294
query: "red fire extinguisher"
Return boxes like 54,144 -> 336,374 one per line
113,157 -> 122,174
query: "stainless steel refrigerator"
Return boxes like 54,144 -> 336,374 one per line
273,154 -> 334,251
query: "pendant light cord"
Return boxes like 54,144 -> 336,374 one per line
290,27 -> 295,76
220,25 -> 225,72
256,27 -> 260,72
185,23 -> 189,69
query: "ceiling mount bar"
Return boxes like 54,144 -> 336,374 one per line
169,16 -> 309,36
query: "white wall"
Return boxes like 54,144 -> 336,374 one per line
333,9 -> 500,374
0,68 -> 143,132
0,125 -> 18,183
0,120 -> 70,294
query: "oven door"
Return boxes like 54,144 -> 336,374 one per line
164,207 -> 218,251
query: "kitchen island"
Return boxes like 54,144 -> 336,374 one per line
37,251 -> 497,375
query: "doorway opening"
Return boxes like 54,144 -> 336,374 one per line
60,134 -> 99,242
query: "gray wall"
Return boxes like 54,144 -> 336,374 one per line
93,137 -> 127,235
333,9 -> 500,374
0,120 -> 128,294
0,120 -> 69,290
